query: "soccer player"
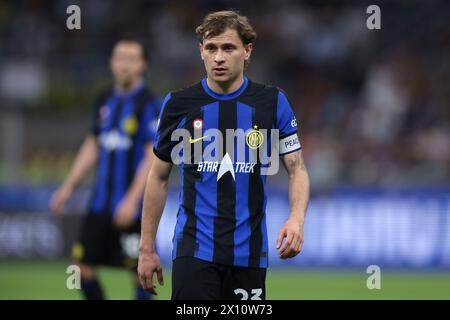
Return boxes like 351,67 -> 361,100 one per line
138,10 -> 310,300
50,39 -> 160,300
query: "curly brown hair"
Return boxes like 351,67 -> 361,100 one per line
195,10 -> 257,46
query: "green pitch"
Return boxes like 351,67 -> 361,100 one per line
0,260 -> 449,300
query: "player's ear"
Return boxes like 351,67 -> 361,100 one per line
244,43 -> 253,61
141,60 -> 148,75
199,43 -> 204,61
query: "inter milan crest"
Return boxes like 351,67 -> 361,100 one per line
122,116 -> 139,135
246,124 -> 264,149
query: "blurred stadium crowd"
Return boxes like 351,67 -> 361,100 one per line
0,0 -> 449,188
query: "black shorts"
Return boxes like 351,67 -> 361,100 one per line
72,213 -> 141,269
172,256 -> 267,300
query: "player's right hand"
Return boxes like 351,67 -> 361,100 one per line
138,251 -> 164,295
50,185 -> 73,215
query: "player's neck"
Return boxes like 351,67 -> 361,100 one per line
206,75 -> 244,95
115,78 -> 143,94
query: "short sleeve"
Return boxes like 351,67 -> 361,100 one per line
139,99 -> 161,144
90,91 -> 110,136
276,90 -> 301,155
153,93 -> 182,163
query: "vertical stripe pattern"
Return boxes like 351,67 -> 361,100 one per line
213,100 -> 237,265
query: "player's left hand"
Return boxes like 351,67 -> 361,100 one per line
113,195 -> 138,229
276,216 -> 304,259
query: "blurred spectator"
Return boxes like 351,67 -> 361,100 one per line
0,0 -> 448,187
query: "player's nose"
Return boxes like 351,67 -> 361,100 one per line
214,50 -> 225,63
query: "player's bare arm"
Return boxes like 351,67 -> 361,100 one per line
114,143 -> 154,228
50,134 -> 99,215
138,155 -> 172,294
277,149 -> 310,259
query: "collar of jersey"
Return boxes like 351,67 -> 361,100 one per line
201,76 -> 248,100
113,81 -> 145,99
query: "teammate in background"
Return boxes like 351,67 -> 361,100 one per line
138,11 -> 310,299
51,39 -> 160,300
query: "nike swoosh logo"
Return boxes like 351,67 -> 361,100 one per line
189,135 -> 208,143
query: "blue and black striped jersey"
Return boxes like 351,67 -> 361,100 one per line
154,77 -> 301,268
89,83 -> 160,216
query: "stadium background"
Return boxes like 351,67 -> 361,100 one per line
0,0 -> 449,299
